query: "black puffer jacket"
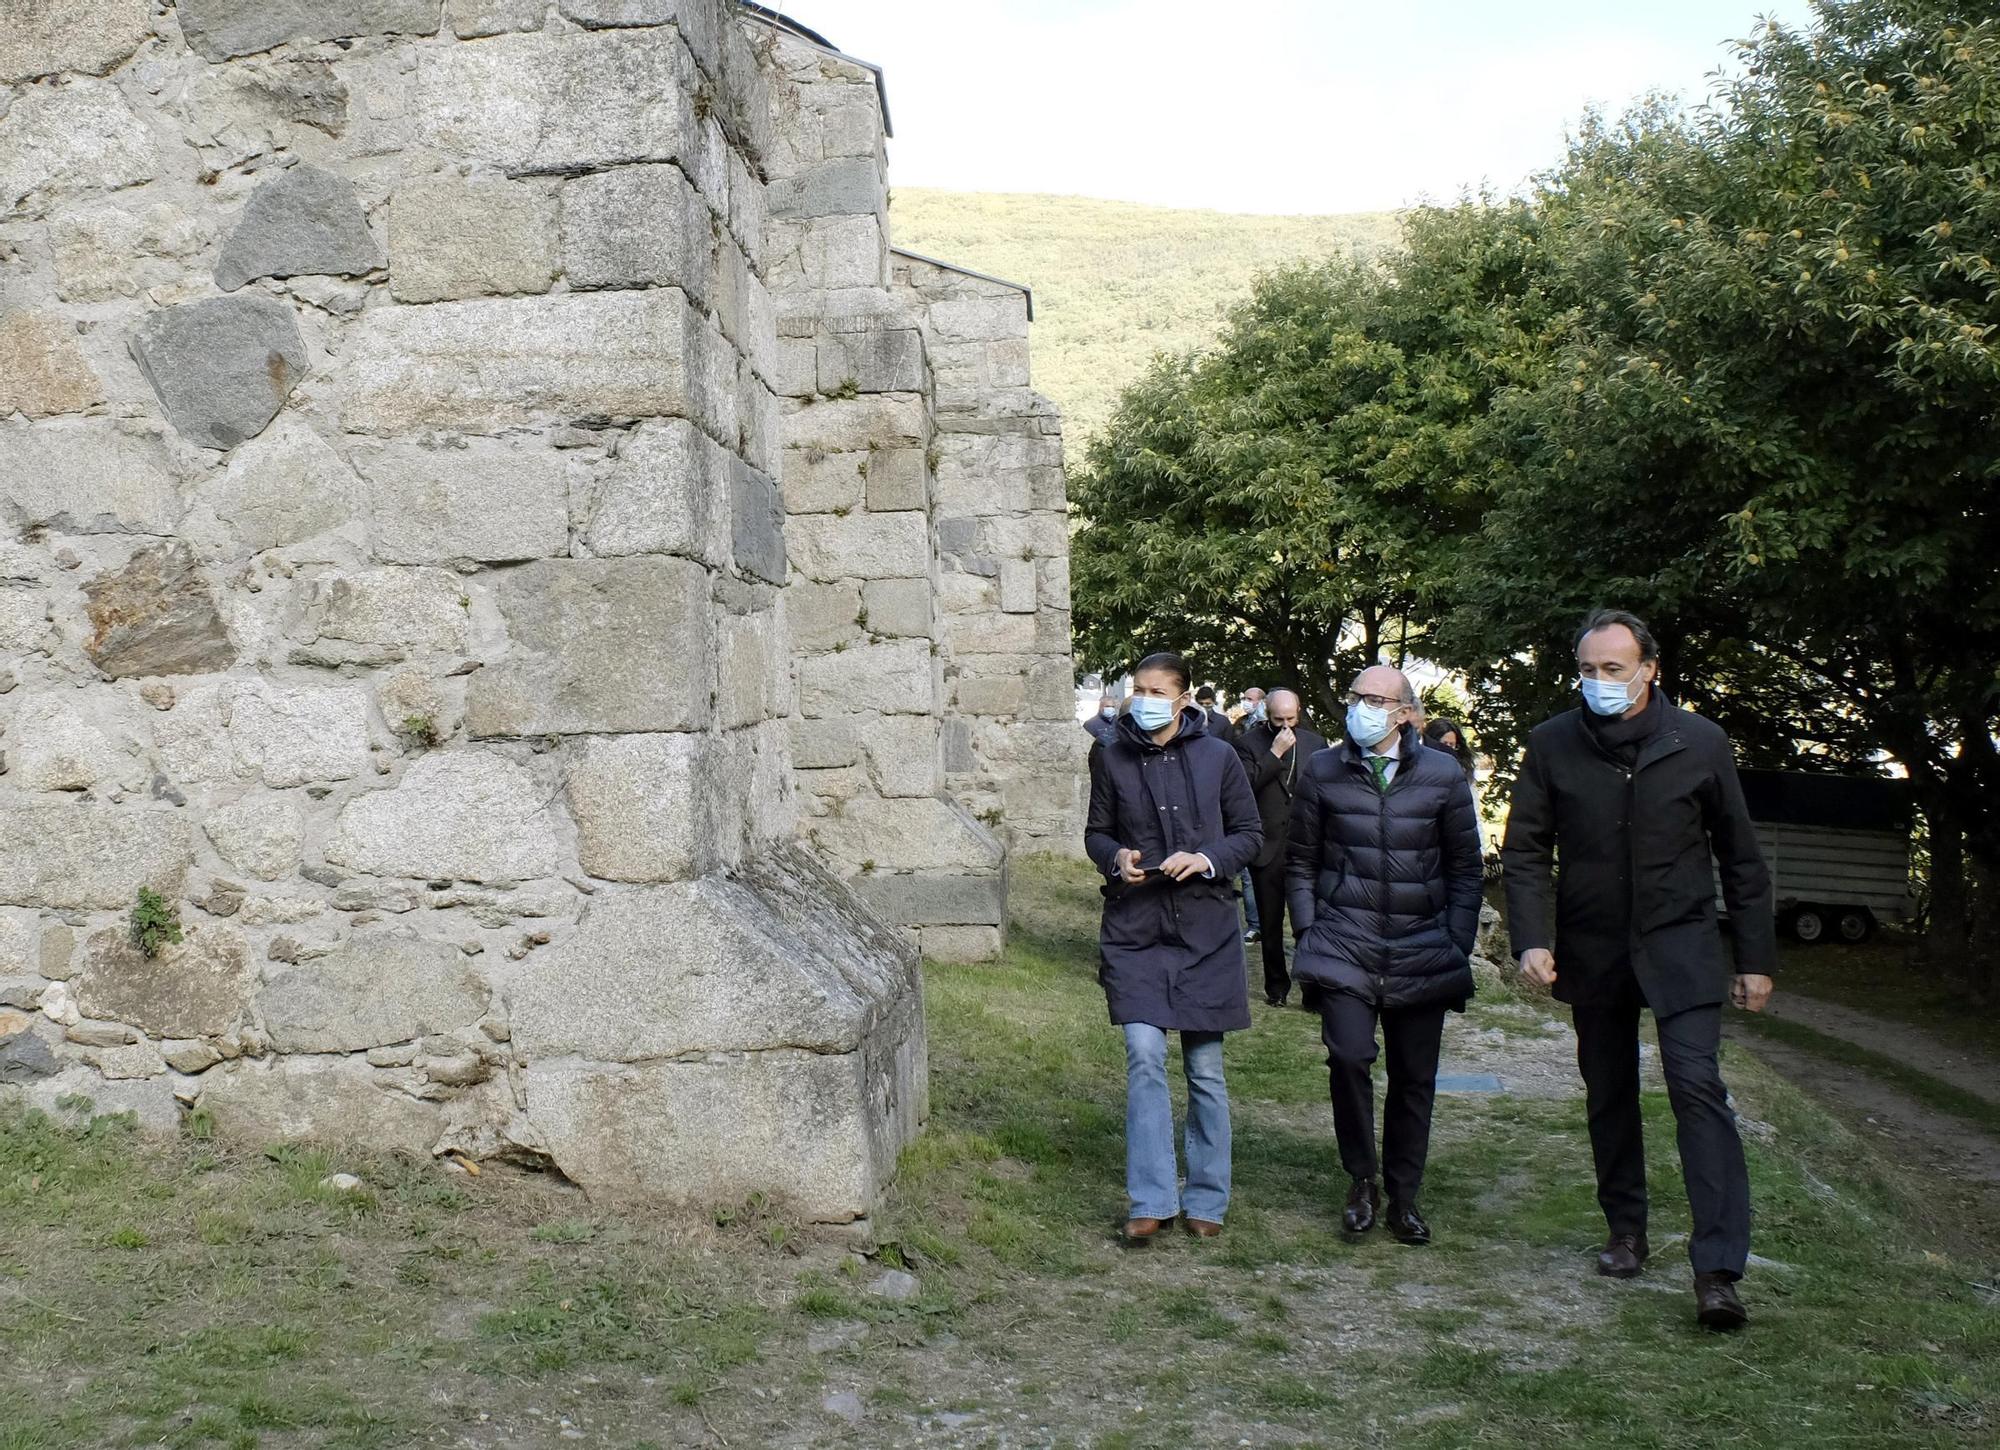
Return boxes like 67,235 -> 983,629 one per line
1284,724 -> 1484,1010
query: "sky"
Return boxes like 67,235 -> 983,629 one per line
766,0 -> 1822,215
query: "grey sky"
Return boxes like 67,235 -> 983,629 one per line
771,0 -> 1822,214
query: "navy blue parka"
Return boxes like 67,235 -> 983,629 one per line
1084,707 -> 1263,1032
1284,723 -> 1484,1011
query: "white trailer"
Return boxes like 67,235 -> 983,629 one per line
1729,770 -> 1915,944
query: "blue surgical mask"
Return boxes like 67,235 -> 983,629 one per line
1346,700 -> 1394,748
1129,695 -> 1181,733
1099,706 -> 1117,719
1250,702 -> 1267,721
1580,675 -> 1639,716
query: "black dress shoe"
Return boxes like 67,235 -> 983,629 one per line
1694,1271 -> 1748,1329
1342,1177 -> 1378,1234
1244,929 -> 1262,943
1597,1233 -> 1650,1279
1264,993 -> 1289,1008
1386,1202 -> 1431,1246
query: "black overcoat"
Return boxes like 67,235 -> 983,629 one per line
1084,707 -> 1263,1032
1233,719 -> 1330,869
1284,725 -> 1484,1010
1500,701 -> 1776,1017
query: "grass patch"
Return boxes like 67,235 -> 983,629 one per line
1733,1010 -> 2000,1136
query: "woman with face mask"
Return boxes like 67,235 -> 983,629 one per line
1083,650 -> 1264,1244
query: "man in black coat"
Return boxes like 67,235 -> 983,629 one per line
1286,665 -> 1482,1245
1195,687 -> 1234,742
1503,608 -> 1775,1330
1234,689 -> 1328,1005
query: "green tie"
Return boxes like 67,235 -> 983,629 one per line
1370,755 -> 1391,793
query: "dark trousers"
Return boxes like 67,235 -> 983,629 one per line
1572,992 -> 1751,1278
1319,993 -> 1447,1205
1249,859 -> 1293,1001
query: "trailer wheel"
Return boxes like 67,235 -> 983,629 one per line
1785,905 -> 1827,944
1835,908 -> 1874,944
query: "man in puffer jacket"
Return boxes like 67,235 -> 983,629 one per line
1285,664 -> 1483,1245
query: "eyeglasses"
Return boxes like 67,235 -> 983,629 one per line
1345,692 -> 1409,711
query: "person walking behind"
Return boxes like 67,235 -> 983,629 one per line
1085,693 -> 1120,748
1085,651 -> 1263,1245
1195,686 -> 1234,741
1234,686 -> 1269,940
1424,716 -> 1491,859
1286,666 -> 1482,1245
1502,608 -> 1775,1330
1234,689 -> 1328,1005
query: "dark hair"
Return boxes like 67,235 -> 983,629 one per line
1194,686 -> 1217,704
1574,608 -> 1659,662
1424,717 -> 1473,764
1133,651 -> 1190,692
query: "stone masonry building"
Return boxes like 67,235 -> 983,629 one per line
0,0 -> 1082,1221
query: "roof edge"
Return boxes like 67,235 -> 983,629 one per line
891,247 -> 1035,322
736,3 -> 893,138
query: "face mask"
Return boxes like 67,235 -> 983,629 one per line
1129,694 -> 1181,733
1099,706 -> 1117,719
1346,700 -> 1394,748
1580,674 -> 1640,716
1250,702 -> 1267,721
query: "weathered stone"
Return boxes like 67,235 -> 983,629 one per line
154,681 -> 371,788
787,512 -> 927,583
128,296 -> 308,452
0,0 -> 151,83
326,752 -> 568,882
316,568 -> 470,654
770,158 -> 882,221
863,447 -> 927,513
6,694 -> 140,792
177,0 -> 444,62
38,926 -> 76,981
788,580 -> 861,653
91,1041 -> 167,1079
811,796 -> 1003,877
784,392 -> 926,454
466,558 -> 711,736
184,418 -> 359,557
65,1021 -> 135,1048
164,1041 -> 223,1074
561,163 -> 708,293
376,670 -> 453,740
567,733 -> 720,883
0,589 -> 45,655
417,28 -> 695,174
0,805 -> 191,912
214,164 -> 380,292
195,1056 -> 443,1154
851,872 -> 1006,929
260,931 -> 487,1052
388,175 -> 556,303
50,203 -> 211,304
0,917 -> 29,977
799,639 -> 931,718
731,460 -> 786,585
582,418 -> 722,564
445,0 -> 545,37
862,716 -> 941,798
918,925 -> 1004,963
355,437 -> 570,563
820,330 -> 923,398
335,291 -> 717,436
203,798 -> 304,881
0,421 -> 181,538
77,923 -> 250,1039
82,543 -> 235,677
779,445 -> 867,515
0,311 -> 104,419
176,58 -> 350,169
0,80 -> 158,218
861,578 -> 931,640
999,558 -> 1037,614
781,214 -> 886,291
717,609 -> 784,730
0,1025 -> 58,1083
4,1064 -> 179,1132
791,717 -> 861,771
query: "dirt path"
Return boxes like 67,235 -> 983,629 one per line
1760,992 -> 2000,1108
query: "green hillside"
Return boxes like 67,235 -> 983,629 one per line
888,189 -> 1403,447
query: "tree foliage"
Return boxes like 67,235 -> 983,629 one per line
1072,0 -> 2000,991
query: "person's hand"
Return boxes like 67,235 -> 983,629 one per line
1159,851 -> 1211,882
1272,726 -> 1296,758
1731,974 -> 1774,1013
1114,848 -> 1146,884
1520,948 -> 1557,988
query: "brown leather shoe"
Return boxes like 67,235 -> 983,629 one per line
1597,1233 -> 1650,1279
1183,1217 -> 1223,1238
1120,1216 -> 1164,1245
1342,1177 -> 1378,1235
1695,1271 -> 1747,1330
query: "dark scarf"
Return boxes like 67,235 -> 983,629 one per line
1582,684 -> 1665,766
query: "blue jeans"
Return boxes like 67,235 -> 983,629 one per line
1122,1023 -> 1231,1222
1239,869 -> 1261,931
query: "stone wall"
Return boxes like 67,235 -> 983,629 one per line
892,252 -> 1084,853
0,0 -> 929,1221
760,26 -> 1010,961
